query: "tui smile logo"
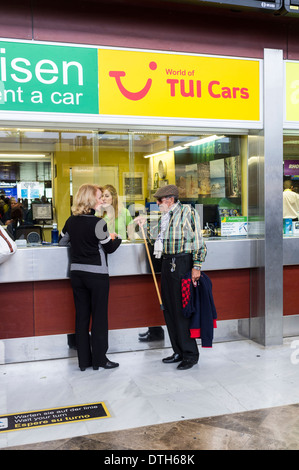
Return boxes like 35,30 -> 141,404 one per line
109,61 -> 157,101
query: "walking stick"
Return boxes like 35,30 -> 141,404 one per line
140,224 -> 164,310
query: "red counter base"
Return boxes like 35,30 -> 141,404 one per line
0,270 -> 251,340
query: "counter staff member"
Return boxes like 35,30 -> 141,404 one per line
283,180 -> 299,220
59,184 -> 121,371
137,184 -> 207,370
101,184 -> 135,240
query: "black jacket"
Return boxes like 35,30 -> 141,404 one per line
181,271 -> 217,348
59,212 -> 121,275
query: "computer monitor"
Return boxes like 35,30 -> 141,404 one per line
146,202 -> 159,213
15,225 -> 43,243
203,204 -> 220,227
2,187 -> 17,199
31,203 -> 53,221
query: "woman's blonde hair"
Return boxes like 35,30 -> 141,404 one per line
72,184 -> 102,216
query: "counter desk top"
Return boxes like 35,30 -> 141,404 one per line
0,236 -> 297,284
0,237 -> 256,284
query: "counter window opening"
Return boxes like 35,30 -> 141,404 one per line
0,127 -> 53,241
76,130 -> 249,241
139,132 -> 247,239
0,128 -> 250,242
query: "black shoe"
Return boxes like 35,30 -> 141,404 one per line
67,334 -> 77,350
79,363 -> 92,371
177,360 -> 198,370
100,360 -> 119,369
139,330 -> 150,338
162,353 -> 182,364
139,331 -> 164,342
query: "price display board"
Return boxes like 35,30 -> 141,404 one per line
284,0 -> 299,13
197,0 -> 282,10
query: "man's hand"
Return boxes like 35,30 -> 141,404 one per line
191,268 -> 201,286
134,215 -> 146,227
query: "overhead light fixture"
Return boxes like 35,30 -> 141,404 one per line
144,145 -> 187,159
184,135 -> 225,147
144,151 -> 167,159
0,153 -> 48,158
18,129 -> 45,133
144,135 -> 225,158
169,145 -> 185,152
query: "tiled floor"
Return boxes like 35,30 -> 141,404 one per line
1,335 -> 299,450
5,404 -> 299,450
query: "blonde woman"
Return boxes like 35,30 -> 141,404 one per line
59,184 -> 121,371
101,184 -> 134,240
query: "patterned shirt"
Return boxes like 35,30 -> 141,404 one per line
148,201 -> 207,268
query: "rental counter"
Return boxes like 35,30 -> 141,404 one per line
0,238 -> 259,340
1,237 -> 298,341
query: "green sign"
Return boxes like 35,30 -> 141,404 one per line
221,216 -> 247,223
0,41 -> 99,114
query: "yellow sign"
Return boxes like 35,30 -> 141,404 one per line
0,402 -> 110,432
98,49 -> 260,121
285,61 -> 299,122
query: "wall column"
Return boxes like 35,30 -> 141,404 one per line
249,48 -> 284,346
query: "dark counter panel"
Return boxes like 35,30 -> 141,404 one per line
0,269 -> 250,340
283,265 -> 299,316
0,282 -> 34,339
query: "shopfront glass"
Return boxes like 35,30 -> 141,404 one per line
0,128 -> 249,240
283,134 -> 299,235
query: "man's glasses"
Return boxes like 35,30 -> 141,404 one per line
157,196 -> 172,203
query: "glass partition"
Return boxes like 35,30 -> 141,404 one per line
92,131 -> 248,239
138,132 -> 247,238
0,127 -> 249,240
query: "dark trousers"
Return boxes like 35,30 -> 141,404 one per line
70,271 -> 109,368
161,254 -> 199,362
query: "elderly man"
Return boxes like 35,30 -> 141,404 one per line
142,184 -> 207,370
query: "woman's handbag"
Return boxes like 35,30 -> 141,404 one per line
0,225 -> 17,264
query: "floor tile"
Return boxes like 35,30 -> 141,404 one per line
1,336 -> 299,450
